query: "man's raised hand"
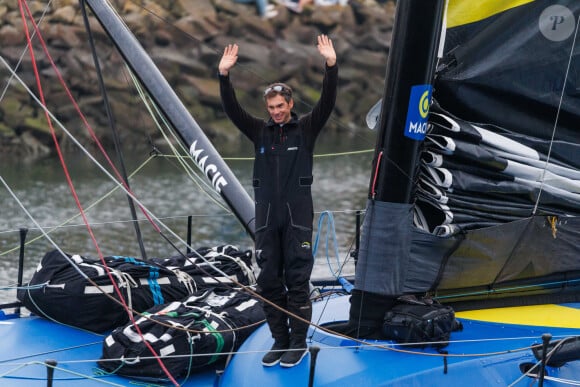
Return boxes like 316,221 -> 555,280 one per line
219,44 -> 239,76
317,35 -> 336,67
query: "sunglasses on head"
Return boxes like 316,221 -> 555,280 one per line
264,84 -> 291,96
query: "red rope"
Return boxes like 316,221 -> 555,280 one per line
18,1 -> 177,385
371,150 -> 383,199
20,0 -> 161,232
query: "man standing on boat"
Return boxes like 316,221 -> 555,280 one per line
218,34 -> 338,368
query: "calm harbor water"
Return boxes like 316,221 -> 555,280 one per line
0,135 -> 375,304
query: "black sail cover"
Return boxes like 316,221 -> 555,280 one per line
401,0 -> 580,307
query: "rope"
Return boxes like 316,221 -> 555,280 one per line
7,0 -> 576,382
154,148 -> 374,161
79,0 -> 148,260
0,331 -> 559,368
370,150 -> 383,199
19,1 -> 177,383
313,211 -> 341,279
15,0 -> 161,235
538,376 -> 580,386
0,154 -> 156,257
5,0 -> 580,348
0,0 -> 50,103
0,360 -> 126,386
127,70 -> 230,213
1,26 -> 223,280
532,13 -> 580,215
312,211 -> 354,294
0,283 -> 47,291
0,341 -> 104,365
130,0 -> 379,150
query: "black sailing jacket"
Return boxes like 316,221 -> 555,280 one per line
219,64 -> 338,231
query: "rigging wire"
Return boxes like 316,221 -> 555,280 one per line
1,6 -> 580,387
125,0 -> 380,151
149,148 -> 374,161
6,0 -> 576,320
1,327 -> 576,387
2,163 -> 417,368
12,0 -> 162,235
3,3 -> 194,248
1,41 -> 416,364
1,170 -> 575,377
1,0 -> 376,276
1,42 -> 270,338
1,173 -> 263,383
17,1 -> 177,384
0,154 -> 153,257
0,361 -> 126,386
79,0 -> 148,260
127,70 -> 231,213
0,0 -> 51,103
9,0 -> 572,378
532,12 -> 580,215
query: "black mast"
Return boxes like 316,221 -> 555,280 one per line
346,0 -> 446,337
84,0 -> 255,238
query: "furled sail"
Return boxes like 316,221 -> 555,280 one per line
406,0 -> 580,307
360,0 -> 580,310
357,1 -> 580,312
418,0 -> 580,237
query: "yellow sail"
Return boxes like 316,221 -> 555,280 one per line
447,0 -> 535,28
457,305 -> 580,328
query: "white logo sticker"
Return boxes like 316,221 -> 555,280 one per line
539,5 -> 575,42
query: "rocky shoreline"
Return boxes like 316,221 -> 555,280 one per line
0,0 -> 394,158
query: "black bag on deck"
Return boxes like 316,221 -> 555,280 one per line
152,245 -> 255,290
382,296 -> 462,348
17,250 -> 192,332
99,287 -> 265,379
17,246 -> 256,333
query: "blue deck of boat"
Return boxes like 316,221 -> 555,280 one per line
221,300 -> 580,386
0,310 -> 218,386
2,299 -> 580,386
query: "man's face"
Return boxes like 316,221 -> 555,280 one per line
266,94 -> 294,124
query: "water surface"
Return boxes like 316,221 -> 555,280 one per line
0,135 -> 375,303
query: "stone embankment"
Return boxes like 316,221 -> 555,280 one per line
0,0 -> 394,158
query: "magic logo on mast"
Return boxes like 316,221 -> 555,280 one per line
404,84 -> 432,140
189,140 -> 228,193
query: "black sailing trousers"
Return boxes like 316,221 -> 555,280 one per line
255,201 -> 314,342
